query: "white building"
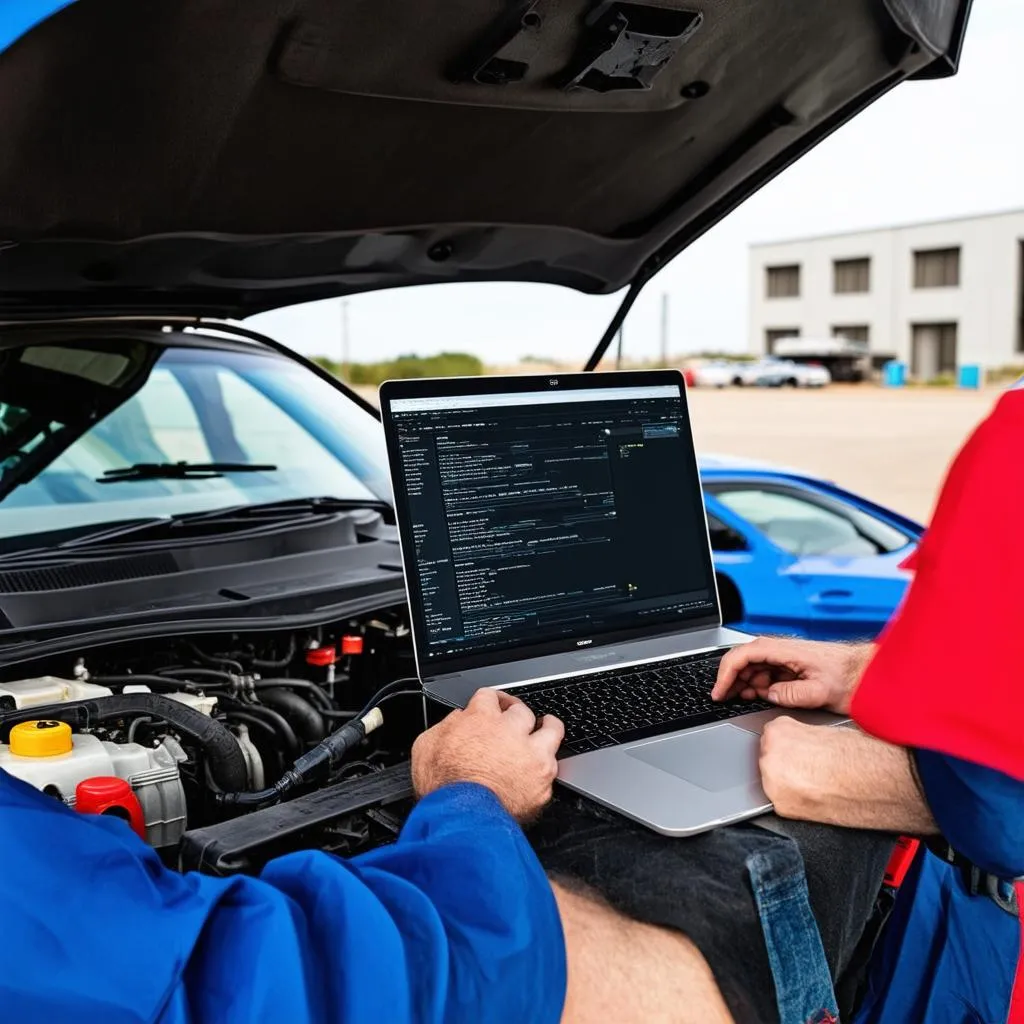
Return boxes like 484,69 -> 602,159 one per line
748,209 -> 1024,379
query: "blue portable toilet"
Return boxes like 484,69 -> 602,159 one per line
882,361 -> 906,388
957,364 -> 983,389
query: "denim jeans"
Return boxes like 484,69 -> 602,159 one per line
529,797 -> 893,1024
747,836 -> 839,1023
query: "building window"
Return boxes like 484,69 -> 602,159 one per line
765,328 -> 799,354
911,323 -> 958,379
1017,240 -> 1024,353
831,325 -> 870,346
833,258 -> 870,294
913,247 -> 960,288
766,264 -> 800,298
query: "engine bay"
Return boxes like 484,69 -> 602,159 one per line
0,606 -> 422,873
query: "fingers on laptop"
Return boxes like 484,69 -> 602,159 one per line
532,715 -> 565,755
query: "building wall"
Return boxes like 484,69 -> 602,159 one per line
749,210 -> 1024,375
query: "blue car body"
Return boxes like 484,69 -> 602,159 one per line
698,455 -> 924,642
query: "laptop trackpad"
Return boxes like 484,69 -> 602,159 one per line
626,725 -> 759,793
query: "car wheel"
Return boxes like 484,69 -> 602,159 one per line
732,377 -> 744,387
787,377 -> 799,387
716,574 -> 744,625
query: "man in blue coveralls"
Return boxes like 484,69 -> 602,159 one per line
0,686 -> 734,1024
714,379 -> 1024,1023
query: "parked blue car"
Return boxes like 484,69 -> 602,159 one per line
699,455 -> 923,641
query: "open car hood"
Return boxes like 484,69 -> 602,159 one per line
0,0 -> 971,319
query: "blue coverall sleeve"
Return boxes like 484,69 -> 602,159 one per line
0,771 -> 566,1024
915,749 -> 1024,878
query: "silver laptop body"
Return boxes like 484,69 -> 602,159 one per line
379,370 -> 842,837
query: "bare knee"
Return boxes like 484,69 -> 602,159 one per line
551,880 -> 733,1024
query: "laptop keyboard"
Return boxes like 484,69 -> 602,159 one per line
514,650 -> 773,757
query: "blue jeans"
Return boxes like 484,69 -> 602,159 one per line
530,797 -> 891,1023
748,836 -> 840,1023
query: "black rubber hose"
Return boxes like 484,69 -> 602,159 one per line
157,667 -> 236,684
0,693 -> 247,791
252,677 -> 333,713
184,642 -> 245,675
258,688 -> 326,745
220,699 -> 301,761
91,674 -> 218,695
249,637 -> 297,670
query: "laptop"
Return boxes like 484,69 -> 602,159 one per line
379,369 -> 841,836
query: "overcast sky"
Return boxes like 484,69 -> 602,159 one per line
247,1 -> 1023,368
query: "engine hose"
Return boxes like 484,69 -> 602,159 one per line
223,710 -> 285,779
0,693 -> 248,792
248,637 -> 297,670
258,688 -> 326,744
184,642 -> 245,675
91,674 -> 217,695
157,667 -> 236,684
219,698 -> 301,761
215,680 -> 420,811
217,713 -> 379,811
251,677 -> 333,713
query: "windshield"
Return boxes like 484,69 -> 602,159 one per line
0,339 -> 390,543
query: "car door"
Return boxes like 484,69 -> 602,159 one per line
702,492 -> 811,634
704,478 -> 917,641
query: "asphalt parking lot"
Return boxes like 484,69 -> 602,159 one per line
686,385 -> 996,522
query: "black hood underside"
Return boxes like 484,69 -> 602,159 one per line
0,0 -> 970,318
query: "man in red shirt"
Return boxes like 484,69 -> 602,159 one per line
714,380 -> 1024,1022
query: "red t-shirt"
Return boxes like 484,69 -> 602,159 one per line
851,387 -> 1024,782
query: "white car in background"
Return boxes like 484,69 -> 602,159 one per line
690,361 -> 736,388
738,359 -> 831,388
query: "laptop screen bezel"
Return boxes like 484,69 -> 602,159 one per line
379,369 -> 722,678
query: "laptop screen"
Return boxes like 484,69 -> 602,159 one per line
382,372 -> 719,672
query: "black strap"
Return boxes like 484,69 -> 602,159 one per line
926,838 -> 1020,915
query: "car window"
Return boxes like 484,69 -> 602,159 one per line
0,342 -> 391,543
706,513 -> 749,552
706,484 -> 910,557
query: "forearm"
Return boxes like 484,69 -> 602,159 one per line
770,727 -> 938,834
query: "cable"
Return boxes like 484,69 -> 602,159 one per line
350,678 -> 421,722
216,677 -> 421,811
320,689 -> 421,719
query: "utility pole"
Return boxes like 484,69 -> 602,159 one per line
615,323 -> 624,370
660,292 -> 669,366
340,298 -> 350,378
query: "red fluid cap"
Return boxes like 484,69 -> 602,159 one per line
75,777 -> 147,840
305,646 -> 338,667
341,635 -> 364,656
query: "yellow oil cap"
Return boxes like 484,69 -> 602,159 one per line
9,720 -> 73,758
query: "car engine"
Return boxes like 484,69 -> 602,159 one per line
0,607 -> 422,872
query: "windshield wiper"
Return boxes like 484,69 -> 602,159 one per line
0,496 -> 395,565
97,461 -> 277,483
176,496 -> 393,523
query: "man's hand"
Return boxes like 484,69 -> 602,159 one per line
712,637 -> 872,714
412,688 -> 564,822
759,716 -> 937,833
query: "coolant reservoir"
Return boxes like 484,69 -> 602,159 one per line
0,721 -> 187,846
0,676 -> 113,710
